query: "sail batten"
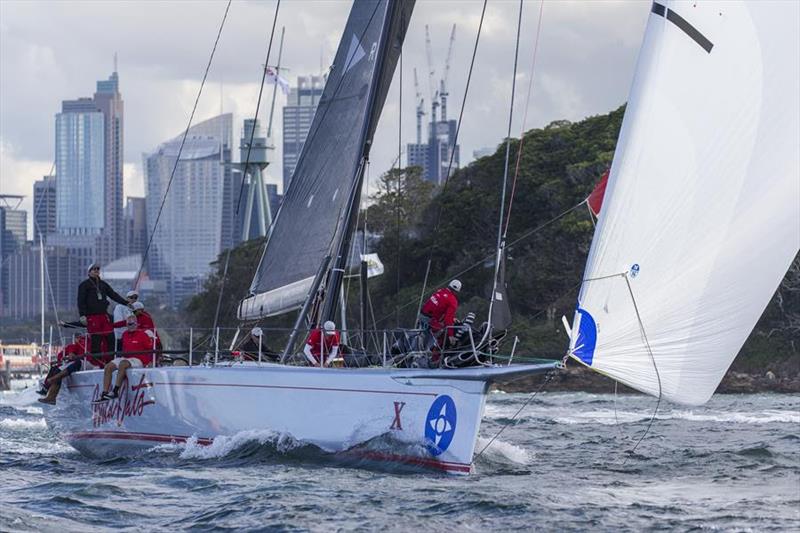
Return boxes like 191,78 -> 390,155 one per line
570,0 -> 800,405
239,0 -> 415,320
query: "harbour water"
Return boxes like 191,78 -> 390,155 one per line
1,384 -> 798,531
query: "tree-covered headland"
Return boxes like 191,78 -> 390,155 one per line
192,104 -> 799,381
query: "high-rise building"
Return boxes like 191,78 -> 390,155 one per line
3,243 -> 37,320
123,197 -> 147,256
55,101 -> 105,236
0,195 -> 27,316
266,183 -> 282,221
406,103 -> 459,184
282,75 -> 325,192
54,70 -> 124,264
94,72 -> 125,263
3,243 -> 84,320
408,26 -> 460,185
219,136 -> 240,253
144,113 -> 232,307
33,175 -> 57,238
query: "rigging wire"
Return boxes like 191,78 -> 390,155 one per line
486,0 -> 524,337
235,0 -> 384,327
374,200 -> 586,326
472,370 -> 555,461
134,0 -> 233,288
30,161 -> 65,346
211,0 -> 282,335
415,0 -> 489,315
622,274 -> 662,462
395,40 -> 402,328
503,0 -> 545,237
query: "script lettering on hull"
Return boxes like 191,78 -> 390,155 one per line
91,375 -> 156,428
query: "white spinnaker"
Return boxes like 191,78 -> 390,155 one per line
570,1 -> 800,406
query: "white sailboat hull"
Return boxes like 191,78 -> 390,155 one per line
43,362 -> 555,474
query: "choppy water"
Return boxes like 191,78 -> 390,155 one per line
1,382 -> 798,531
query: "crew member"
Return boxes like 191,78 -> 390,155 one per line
419,279 -> 462,348
112,300 -> 161,350
132,301 -> 162,351
94,316 -> 156,403
37,334 -> 100,405
77,263 -> 130,360
303,320 -> 340,367
113,290 -> 138,353
238,327 -> 279,361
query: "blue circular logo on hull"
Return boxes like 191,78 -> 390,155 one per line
425,395 -> 457,456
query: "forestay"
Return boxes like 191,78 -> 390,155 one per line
239,0 -> 414,319
570,1 -> 800,405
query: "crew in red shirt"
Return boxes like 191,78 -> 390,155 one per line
303,320 -> 341,367
420,279 -> 462,346
112,300 -> 161,351
94,316 -> 157,402
38,334 -> 97,405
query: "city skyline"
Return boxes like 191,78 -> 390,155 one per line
144,113 -> 232,307
1,1 -> 650,238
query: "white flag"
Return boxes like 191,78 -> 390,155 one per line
360,253 -> 384,278
266,67 -> 290,95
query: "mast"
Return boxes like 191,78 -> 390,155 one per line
485,0 -> 523,339
319,1 -> 408,325
39,233 -> 45,346
320,156 -> 369,323
240,0 -> 416,322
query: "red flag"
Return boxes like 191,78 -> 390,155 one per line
587,169 -> 609,217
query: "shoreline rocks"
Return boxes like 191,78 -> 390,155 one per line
498,363 -> 800,394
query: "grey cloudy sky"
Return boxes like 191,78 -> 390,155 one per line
0,0 -> 649,237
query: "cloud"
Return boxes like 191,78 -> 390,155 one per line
1,0 -> 649,215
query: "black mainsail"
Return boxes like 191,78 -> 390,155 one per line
239,0 -> 414,320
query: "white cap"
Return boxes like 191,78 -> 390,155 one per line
132,301 -> 145,310
323,320 -> 336,335
126,290 -> 139,298
448,279 -> 462,292
87,262 -> 100,273
251,327 -> 263,337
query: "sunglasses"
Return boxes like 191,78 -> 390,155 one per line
90,267 -> 100,271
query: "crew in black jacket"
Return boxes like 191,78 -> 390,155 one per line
77,263 -> 130,359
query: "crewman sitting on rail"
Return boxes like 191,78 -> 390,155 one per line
237,327 -> 279,361
37,334 -> 101,405
93,316 -> 156,403
303,321 -> 340,367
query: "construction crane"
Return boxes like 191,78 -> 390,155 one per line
414,68 -> 425,145
425,24 -> 438,128
440,24 -> 456,121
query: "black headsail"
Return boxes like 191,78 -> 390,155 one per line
239,0 -> 414,320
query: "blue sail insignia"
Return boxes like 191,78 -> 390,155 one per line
573,306 -> 598,366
